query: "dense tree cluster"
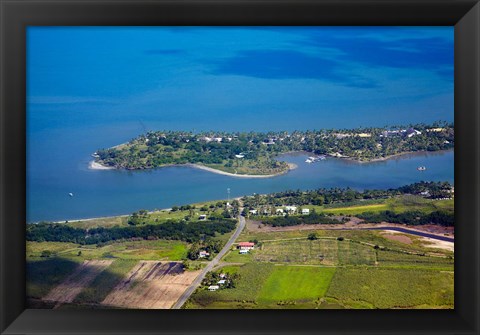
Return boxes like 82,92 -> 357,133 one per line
26,218 -> 236,245
242,181 -> 453,209
357,210 -> 454,226
261,212 -> 343,227
95,122 -> 454,173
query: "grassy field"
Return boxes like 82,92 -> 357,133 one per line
64,200 -> 228,228
253,239 -> 375,266
27,240 -> 188,261
326,267 -> 454,308
258,266 -> 336,303
286,195 -> 453,216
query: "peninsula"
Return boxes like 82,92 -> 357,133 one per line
93,122 -> 454,176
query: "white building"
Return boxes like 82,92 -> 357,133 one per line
208,285 -> 220,291
239,249 -> 249,254
276,208 -> 284,215
285,206 -> 297,213
199,250 -> 210,258
302,208 -> 310,215
217,279 -> 226,285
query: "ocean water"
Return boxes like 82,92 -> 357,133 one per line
26,27 -> 454,222
26,120 -> 454,222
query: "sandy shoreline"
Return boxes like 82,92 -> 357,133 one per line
89,159 -> 297,178
189,163 -> 297,178
89,161 -> 115,170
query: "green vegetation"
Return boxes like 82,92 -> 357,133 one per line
326,268 -> 454,308
26,217 -> 236,245
258,266 -> 336,303
261,211 -> 343,227
95,123 -> 454,174
357,210 -> 454,226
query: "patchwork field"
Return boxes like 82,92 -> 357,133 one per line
42,260 -> 113,306
186,229 -> 454,309
102,261 -> 201,309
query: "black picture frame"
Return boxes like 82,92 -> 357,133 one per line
1,0 -> 479,334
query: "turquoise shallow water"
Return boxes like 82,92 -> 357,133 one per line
26,122 -> 454,222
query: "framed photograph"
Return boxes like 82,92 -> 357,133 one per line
1,0 -> 479,334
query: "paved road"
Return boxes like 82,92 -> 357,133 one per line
360,226 -> 454,242
172,211 -> 246,309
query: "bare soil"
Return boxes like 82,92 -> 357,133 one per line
380,232 -> 413,244
43,260 -> 113,305
102,261 -> 200,309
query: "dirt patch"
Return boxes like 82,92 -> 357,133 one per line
381,232 -> 413,244
418,238 -> 454,252
102,261 -> 200,309
43,260 -> 113,305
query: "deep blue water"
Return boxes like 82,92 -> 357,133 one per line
27,121 -> 454,222
26,27 -> 454,222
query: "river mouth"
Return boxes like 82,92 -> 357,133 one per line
28,149 -> 454,223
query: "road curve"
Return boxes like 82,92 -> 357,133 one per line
172,211 -> 246,309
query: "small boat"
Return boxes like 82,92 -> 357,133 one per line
318,155 -> 326,160
305,159 -> 313,163
68,193 -> 74,197
417,166 -> 427,171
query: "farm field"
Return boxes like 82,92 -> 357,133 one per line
102,261 -> 201,309
326,267 -> 454,308
42,260 -> 113,306
186,228 -> 454,309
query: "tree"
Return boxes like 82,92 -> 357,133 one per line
40,250 -> 52,258
307,233 -> 318,240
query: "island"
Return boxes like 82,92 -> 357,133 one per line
92,122 -> 454,176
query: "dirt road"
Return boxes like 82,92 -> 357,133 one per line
171,210 -> 246,309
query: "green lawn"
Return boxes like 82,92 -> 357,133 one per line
258,266 -> 336,302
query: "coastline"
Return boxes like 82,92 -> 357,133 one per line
189,163 -> 297,178
328,148 -> 454,164
89,161 -> 115,170
89,159 -> 298,178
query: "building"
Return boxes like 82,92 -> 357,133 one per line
239,249 -> 249,254
199,250 -> 210,258
405,128 -> 422,138
217,279 -> 226,285
219,273 -> 226,278
208,285 -> 220,291
238,242 -> 255,250
249,209 -> 258,215
276,208 -> 284,215
198,214 -> 207,221
302,208 -> 310,215
285,206 -> 297,213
